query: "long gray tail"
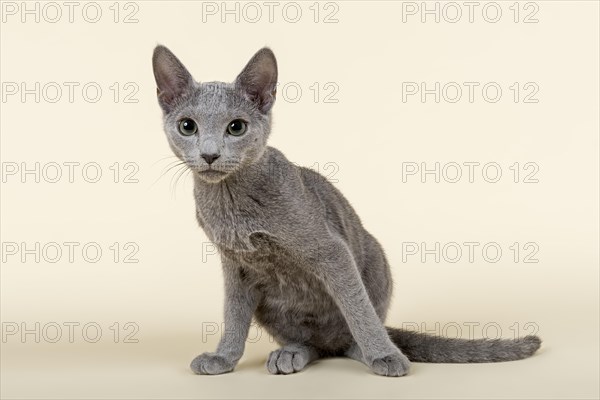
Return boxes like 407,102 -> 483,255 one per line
386,327 -> 541,363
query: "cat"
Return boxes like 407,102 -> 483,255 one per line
152,45 -> 541,377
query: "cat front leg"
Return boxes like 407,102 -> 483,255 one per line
190,256 -> 258,375
310,237 -> 411,377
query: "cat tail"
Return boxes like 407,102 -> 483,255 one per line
386,327 -> 541,363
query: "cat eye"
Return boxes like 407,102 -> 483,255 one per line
227,119 -> 247,136
178,119 -> 197,136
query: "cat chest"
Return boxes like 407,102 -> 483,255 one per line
241,255 -> 329,304
218,234 -> 318,290
195,201 -> 266,252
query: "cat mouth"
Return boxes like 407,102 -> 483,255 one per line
196,168 -> 229,177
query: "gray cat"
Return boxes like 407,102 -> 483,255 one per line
152,45 -> 541,377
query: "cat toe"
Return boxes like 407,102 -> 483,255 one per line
370,352 -> 411,377
190,352 -> 235,375
267,348 -> 310,375
291,351 -> 310,371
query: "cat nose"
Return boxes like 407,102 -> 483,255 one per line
201,153 -> 220,165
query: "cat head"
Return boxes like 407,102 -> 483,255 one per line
152,45 -> 278,183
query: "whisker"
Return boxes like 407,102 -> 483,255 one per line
151,155 -> 180,167
170,163 -> 191,196
169,164 -> 186,193
183,167 -> 194,186
150,161 -> 188,188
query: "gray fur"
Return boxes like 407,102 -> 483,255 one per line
152,45 -> 542,377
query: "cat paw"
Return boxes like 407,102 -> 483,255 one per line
370,351 -> 411,377
266,346 -> 312,375
190,352 -> 236,375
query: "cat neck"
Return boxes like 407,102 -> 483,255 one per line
192,147 -> 289,250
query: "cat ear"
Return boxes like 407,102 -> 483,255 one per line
152,45 -> 195,112
235,47 -> 278,113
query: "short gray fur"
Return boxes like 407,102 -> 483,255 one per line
152,45 -> 541,377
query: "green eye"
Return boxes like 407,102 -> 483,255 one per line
227,119 -> 247,136
178,119 -> 197,136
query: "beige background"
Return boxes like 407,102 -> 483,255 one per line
1,1 -> 598,399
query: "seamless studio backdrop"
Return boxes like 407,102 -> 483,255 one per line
1,1 -> 599,399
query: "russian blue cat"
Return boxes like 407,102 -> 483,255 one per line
152,46 -> 541,377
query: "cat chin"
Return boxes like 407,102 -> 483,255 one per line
195,170 -> 230,183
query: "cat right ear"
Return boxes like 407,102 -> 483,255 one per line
152,45 -> 195,112
235,47 -> 278,114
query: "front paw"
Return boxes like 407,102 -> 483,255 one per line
190,352 -> 236,375
370,351 -> 411,377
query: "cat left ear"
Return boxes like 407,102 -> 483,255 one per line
152,45 -> 195,112
235,47 -> 278,113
